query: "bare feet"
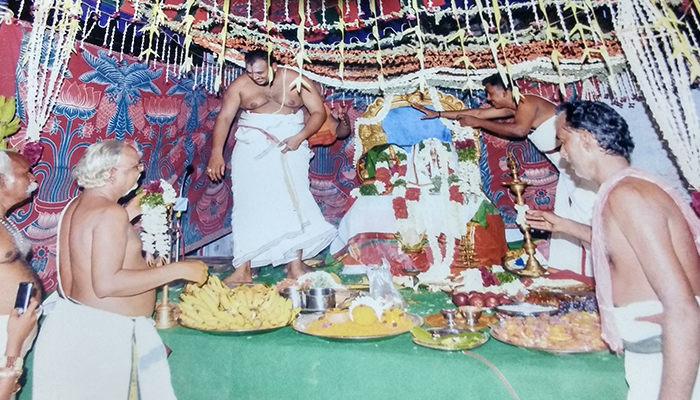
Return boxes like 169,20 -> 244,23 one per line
286,259 -> 312,280
223,262 -> 253,287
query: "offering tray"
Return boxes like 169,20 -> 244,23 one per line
292,313 -> 423,341
424,313 -> 497,331
496,303 -> 559,317
412,328 -> 490,352
179,320 -> 288,335
490,311 -> 608,354
490,329 -> 607,355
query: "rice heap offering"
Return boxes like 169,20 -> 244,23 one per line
491,311 -> 608,352
305,296 -> 413,338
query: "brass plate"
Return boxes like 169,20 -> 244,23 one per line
179,320 -> 288,335
412,330 -> 490,352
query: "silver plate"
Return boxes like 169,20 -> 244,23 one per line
490,329 -> 607,355
292,312 -> 423,340
496,303 -> 559,317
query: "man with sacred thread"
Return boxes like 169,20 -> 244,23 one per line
530,100 -> 700,399
207,49 -> 337,285
413,73 -> 597,277
33,141 -> 209,400
0,150 -> 41,400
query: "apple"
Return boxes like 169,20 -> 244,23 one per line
452,292 -> 469,307
484,293 -> 499,309
496,293 -> 511,305
468,293 -> 485,308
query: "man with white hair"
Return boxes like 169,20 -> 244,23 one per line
33,140 -> 209,400
0,150 -> 41,400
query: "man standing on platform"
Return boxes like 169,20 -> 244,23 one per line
537,100 -> 700,399
206,50 -> 337,284
413,73 -> 597,276
33,140 -> 208,400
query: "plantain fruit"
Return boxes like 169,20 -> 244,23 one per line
178,277 -> 300,331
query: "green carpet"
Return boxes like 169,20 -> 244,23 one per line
17,265 -> 628,400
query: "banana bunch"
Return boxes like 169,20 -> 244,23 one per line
0,96 -> 20,149
178,276 -> 299,331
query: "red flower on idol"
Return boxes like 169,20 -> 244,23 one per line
449,186 -> 463,204
393,197 -> 408,219
375,168 -> 391,183
405,188 -> 420,201
397,164 -> 407,176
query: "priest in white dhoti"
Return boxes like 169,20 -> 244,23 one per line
206,50 -> 337,284
414,73 -> 597,276
33,141 -> 209,400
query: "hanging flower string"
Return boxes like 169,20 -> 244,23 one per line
139,179 -> 177,263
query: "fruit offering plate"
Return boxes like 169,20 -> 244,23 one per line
424,313 -> 498,331
490,312 -> 609,354
412,327 -> 490,352
292,313 -> 423,341
178,277 -> 299,334
179,319 -> 289,335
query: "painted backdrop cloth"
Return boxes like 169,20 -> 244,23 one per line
591,167 -> 700,353
529,115 -> 597,276
231,111 -> 337,268
32,197 -> 176,400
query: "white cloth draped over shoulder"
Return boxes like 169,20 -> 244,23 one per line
529,115 -> 598,276
32,198 -> 177,400
231,111 -> 337,268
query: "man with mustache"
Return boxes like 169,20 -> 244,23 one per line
207,49 -> 337,284
0,150 -> 41,400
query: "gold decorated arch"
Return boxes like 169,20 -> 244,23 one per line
357,90 -> 482,164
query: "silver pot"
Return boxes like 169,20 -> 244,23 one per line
304,288 -> 336,311
280,287 -> 305,309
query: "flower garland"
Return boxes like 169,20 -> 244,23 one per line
392,138 -> 474,283
350,145 -> 407,197
139,179 -> 177,260
24,0 -> 83,142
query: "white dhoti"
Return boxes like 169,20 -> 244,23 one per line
231,111 -> 337,268
529,116 -> 598,276
33,196 -> 177,400
612,298 -> 700,400
33,297 -> 176,400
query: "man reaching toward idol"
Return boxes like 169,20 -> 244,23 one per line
413,73 -> 597,276
207,49 -> 337,285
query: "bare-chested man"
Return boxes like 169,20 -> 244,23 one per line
413,73 -> 597,276
207,49 -> 337,284
33,140 -> 208,400
0,151 -> 41,400
529,100 -> 700,399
